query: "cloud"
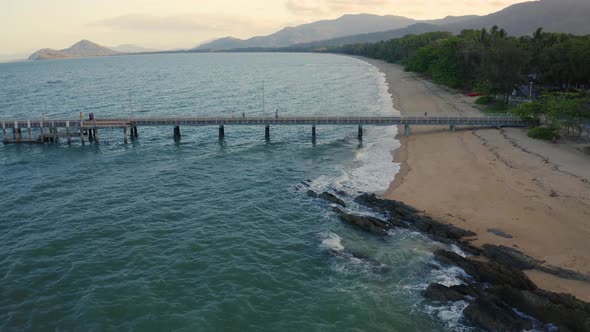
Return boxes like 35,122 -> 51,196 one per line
286,0 -> 390,16
92,14 -> 274,34
285,0 -> 530,18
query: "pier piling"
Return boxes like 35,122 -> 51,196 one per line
66,121 -> 71,144
2,121 -> 6,143
312,125 -> 316,144
219,125 -> 225,140
28,121 -> 32,142
358,125 -> 363,141
173,126 -> 181,142
124,127 -> 129,144
40,122 -> 45,142
265,125 -> 270,141
52,122 -> 58,143
94,129 -> 99,144
133,126 -> 138,139
404,124 -> 411,137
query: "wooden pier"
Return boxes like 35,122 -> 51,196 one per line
1,115 -> 527,145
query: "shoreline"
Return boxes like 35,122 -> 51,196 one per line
358,56 -> 590,301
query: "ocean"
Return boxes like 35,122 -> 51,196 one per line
0,53 -> 468,331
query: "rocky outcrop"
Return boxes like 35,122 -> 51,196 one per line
483,244 -> 590,282
434,250 -> 537,291
482,244 -> 542,270
463,295 -> 534,332
355,193 -> 476,242
354,193 -> 419,215
306,191 -> 590,331
306,190 -> 318,198
306,190 -> 347,207
319,192 -> 346,207
333,208 -> 391,235
432,249 -> 590,331
424,283 -> 479,302
494,286 -> 590,332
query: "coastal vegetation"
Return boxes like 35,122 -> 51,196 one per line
332,27 -> 590,137
334,27 -> 590,92
514,92 -> 590,138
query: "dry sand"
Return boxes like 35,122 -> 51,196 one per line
361,57 -> 590,301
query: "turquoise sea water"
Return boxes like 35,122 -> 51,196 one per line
0,53 -> 468,331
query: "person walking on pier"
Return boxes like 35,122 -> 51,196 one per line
275,109 -> 279,118
242,112 -> 245,118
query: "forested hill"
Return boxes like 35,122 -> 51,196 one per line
440,0 -> 590,36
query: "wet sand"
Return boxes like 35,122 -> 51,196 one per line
362,57 -> 590,301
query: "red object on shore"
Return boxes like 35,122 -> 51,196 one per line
467,92 -> 484,97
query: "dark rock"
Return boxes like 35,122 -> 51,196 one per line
413,216 -> 477,240
487,228 -> 513,239
354,194 -> 476,242
494,285 -> 590,332
424,283 -> 468,302
434,250 -> 537,291
306,190 -> 318,198
387,216 -> 408,228
319,192 -> 346,207
451,284 -> 483,299
533,288 -> 590,313
335,190 -> 348,197
354,193 -> 419,215
536,264 -> 590,282
456,241 -> 483,256
350,250 -> 370,260
482,245 -> 590,281
482,244 -> 542,270
334,210 -> 391,236
463,295 -> 534,332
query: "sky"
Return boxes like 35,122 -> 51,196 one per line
1,0 -> 533,57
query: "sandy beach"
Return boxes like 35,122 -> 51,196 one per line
362,58 -> 590,301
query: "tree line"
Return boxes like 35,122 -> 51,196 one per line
330,27 -> 590,137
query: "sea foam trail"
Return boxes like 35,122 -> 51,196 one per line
309,62 -> 400,196
312,59 -> 473,331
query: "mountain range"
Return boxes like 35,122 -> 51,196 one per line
28,0 -> 590,60
196,0 -> 590,51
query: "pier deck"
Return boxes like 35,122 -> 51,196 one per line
1,115 -> 527,144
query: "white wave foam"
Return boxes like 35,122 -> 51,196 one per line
307,128 -> 400,195
425,301 -> 472,332
307,60 -> 401,196
320,232 -> 344,252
